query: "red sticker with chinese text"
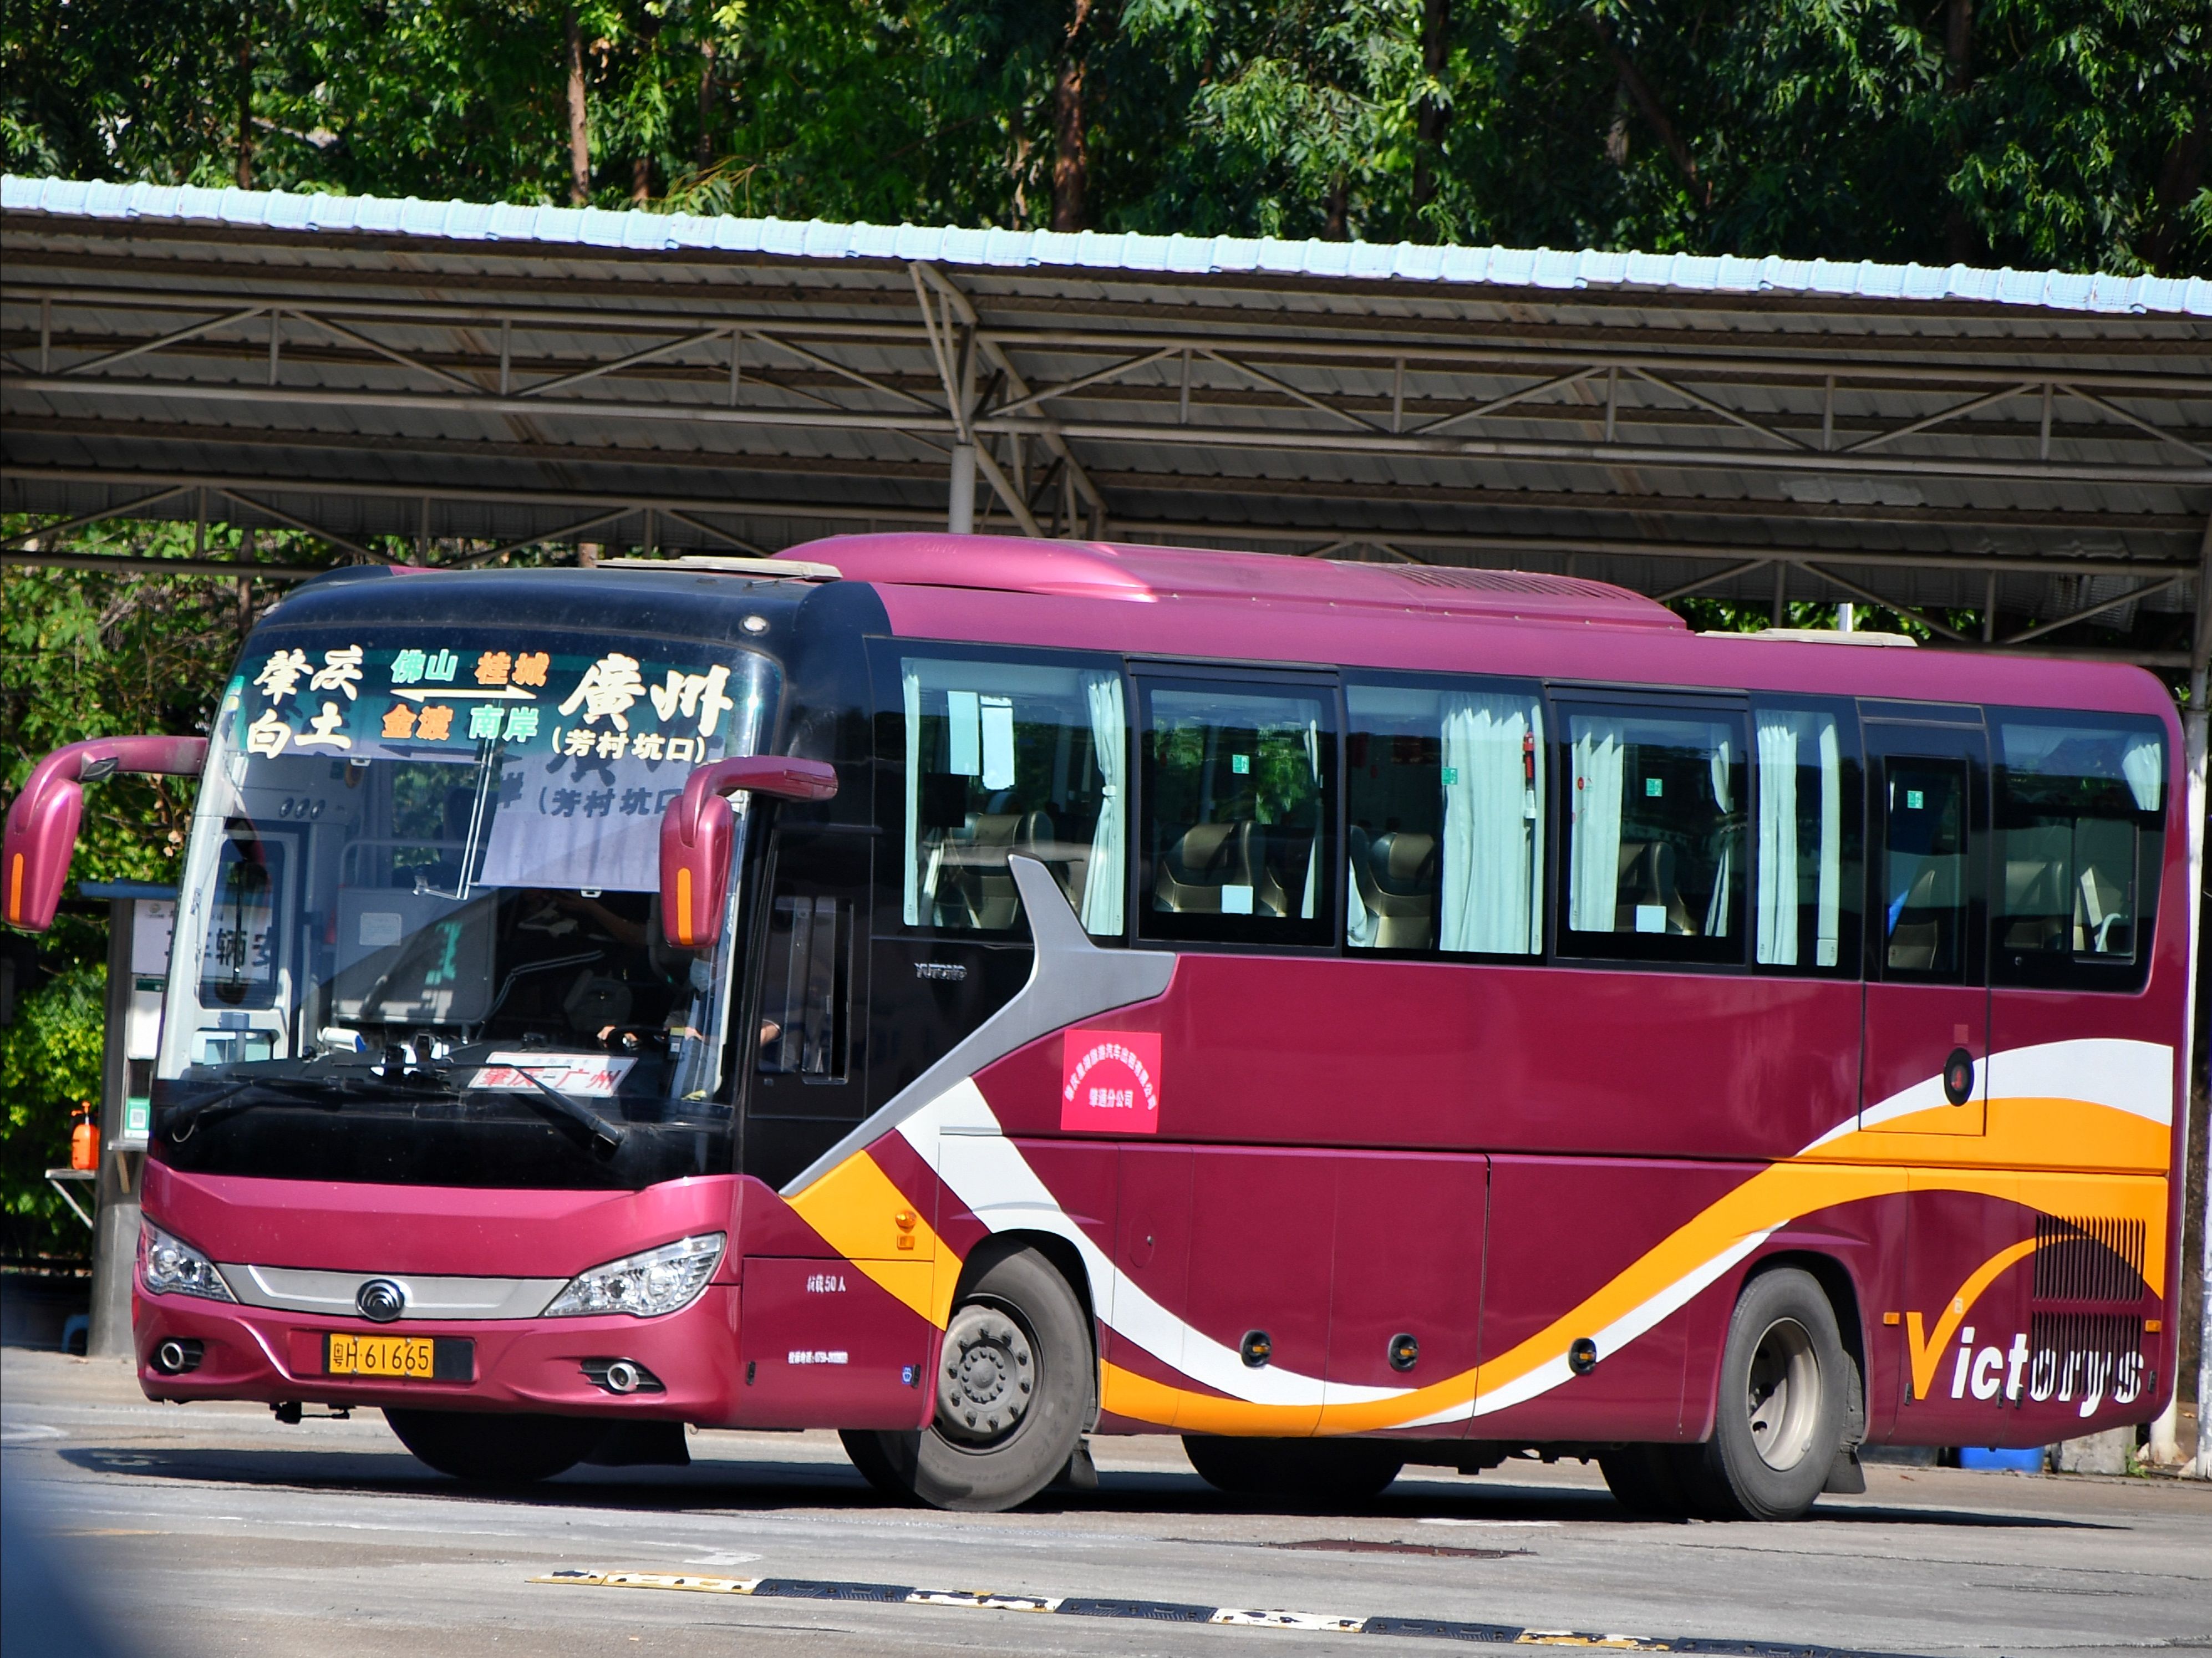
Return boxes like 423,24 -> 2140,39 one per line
1060,1030 -> 1162,1134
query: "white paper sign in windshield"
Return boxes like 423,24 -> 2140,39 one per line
224,642 -> 756,895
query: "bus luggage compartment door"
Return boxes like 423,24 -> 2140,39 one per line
1323,1151 -> 1485,1426
1860,718 -> 1989,1138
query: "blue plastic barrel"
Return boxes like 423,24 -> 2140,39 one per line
1957,1446 -> 2046,1472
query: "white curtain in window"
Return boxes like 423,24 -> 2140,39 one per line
1080,671 -> 1125,936
2121,735 -> 2163,811
1755,711 -> 1843,967
1567,722 -> 1624,934
1814,717 -> 1842,966
1301,717 -> 1321,919
902,665 -> 923,925
1755,717 -> 1800,964
1345,853 -> 1377,945
1440,691 -> 1543,953
1705,734 -> 1736,937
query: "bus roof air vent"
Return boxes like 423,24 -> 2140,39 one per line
1392,567 -> 1628,600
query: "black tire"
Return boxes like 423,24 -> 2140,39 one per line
1183,1436 -> 1404,1506
847,1246 -> 1091,1513
838,1428 -> 918,1503
384,1407 -> 607,1484
1597,1445 -> 1694,1519
1684,1267 -> 1848,1521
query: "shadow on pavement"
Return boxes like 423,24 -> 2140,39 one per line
52,1443 -> 2117,1531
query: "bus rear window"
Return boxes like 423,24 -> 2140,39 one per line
1993,715 -> 2164,989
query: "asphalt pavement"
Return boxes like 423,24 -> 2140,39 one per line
3,1346 -> 2208,1658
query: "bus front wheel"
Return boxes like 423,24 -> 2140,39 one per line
1686,1267 -> 1849,1521
846,1245 -> 1090,1513
384,1407 -> 606,1484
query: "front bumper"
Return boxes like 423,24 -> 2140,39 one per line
133,1281 -> 744,1422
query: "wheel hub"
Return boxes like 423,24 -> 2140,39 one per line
1745,1316 -> 1822,1472
937,1304 -> 1035,1446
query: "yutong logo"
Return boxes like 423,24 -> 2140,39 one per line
355,1279 -> 407,1323
1060,1030 -> 1163,1135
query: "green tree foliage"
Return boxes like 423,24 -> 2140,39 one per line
2,1 -> 2204,273
0,524 -> 306,1259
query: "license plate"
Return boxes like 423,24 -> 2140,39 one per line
323,1332 -> 470,1381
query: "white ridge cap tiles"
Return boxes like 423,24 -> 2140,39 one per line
5,172 -> 2208,316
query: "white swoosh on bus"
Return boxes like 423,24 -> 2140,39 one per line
896,1034 -> 2173,1424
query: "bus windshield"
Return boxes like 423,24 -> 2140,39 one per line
152,625 -> 778,1189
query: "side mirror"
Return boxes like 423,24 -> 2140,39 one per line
4,736 -> 209,932
659,756 -> 838,949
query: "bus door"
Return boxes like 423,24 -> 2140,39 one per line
1859,712 -> 1989,1138
739,827 -> 929,1427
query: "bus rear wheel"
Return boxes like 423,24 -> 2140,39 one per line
845,1245 -> 1090,1513
1685,1267 -> 1848,1521
1183,1437 -> 1404,1506
384,1407 -> 606,1484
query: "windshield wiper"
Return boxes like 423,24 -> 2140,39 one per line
161,1067 -> 459,1140
509,1067 -> 629,1158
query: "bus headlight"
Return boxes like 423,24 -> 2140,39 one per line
139,1221 -> 236,1302
543,1234 -> 725,1319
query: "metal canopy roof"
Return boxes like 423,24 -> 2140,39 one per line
3,175 -> 2209,669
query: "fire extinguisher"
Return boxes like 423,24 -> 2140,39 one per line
69,1102 -> 99,1172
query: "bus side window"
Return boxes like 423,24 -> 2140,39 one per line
1138,678 -> 1336,948
897,654 -> 1126,937
1751,702 -> 1863,975
1343,677 -> 1543,955
753,831 -> 867,1107
1992,714 -> 2164,990
1556,700 -> 1747,967
757,893 -> 850,1080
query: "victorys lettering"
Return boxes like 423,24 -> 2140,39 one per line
1061,1030 -> 1162,1134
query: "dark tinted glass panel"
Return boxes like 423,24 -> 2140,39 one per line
1882,757 -> 1971,980
751,831 -> 867,1120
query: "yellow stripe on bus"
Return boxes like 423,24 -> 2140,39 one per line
786,1148 -> 954,1329
1100,1097 -> 2167,1434
805,1089 -> 2169,1436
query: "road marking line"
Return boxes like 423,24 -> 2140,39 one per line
530,1568 -> 1934,1655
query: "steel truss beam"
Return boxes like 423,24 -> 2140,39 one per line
9,372 -> 2204,489
7,463 -> 2199,583
12,281 -> 2209,400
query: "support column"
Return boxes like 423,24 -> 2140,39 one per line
948,444 -> 977,534
2185,516 -> 2212,1477
88,896 -> 138,1360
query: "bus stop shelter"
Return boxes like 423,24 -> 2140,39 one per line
2,173 -> 2208,1458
